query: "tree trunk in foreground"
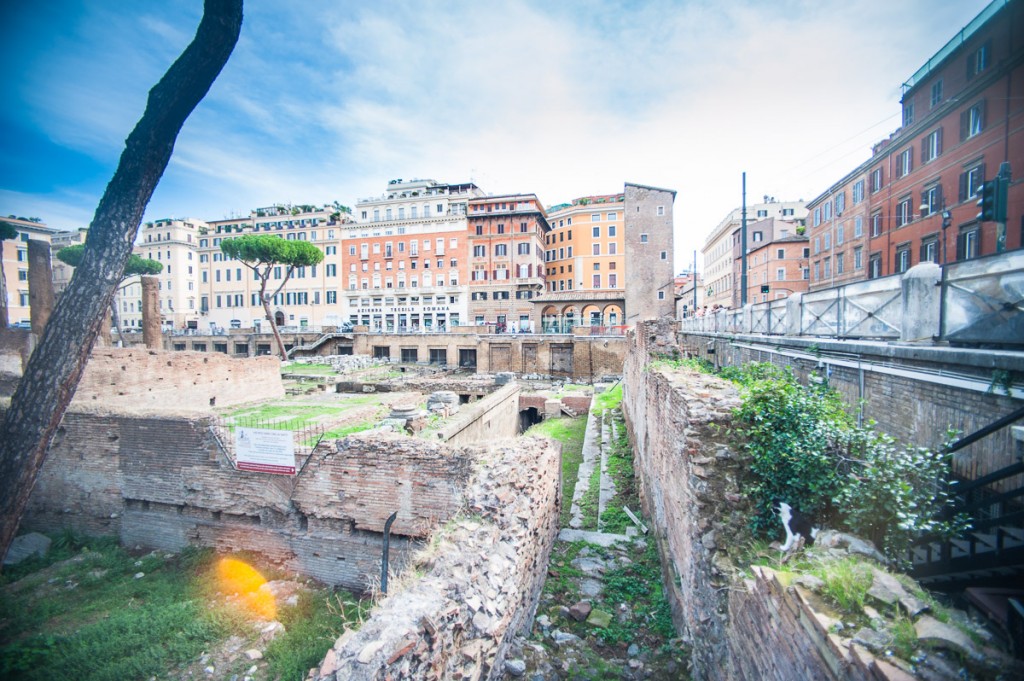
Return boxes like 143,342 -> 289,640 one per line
0,0 -> 243,563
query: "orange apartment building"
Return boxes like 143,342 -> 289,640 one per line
743,235 -> 810,305
808,0 -> 1023,286
537,194 -> 626,331
465,194 -> 549,332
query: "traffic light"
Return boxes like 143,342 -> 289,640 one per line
760,284 -> 770,293
977,180 -> 997,222
977,177 -> 1007,223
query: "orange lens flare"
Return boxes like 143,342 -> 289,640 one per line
216,558 -> 277,619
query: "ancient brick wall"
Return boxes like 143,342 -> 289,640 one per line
71,348 -> 285,410
310,437 -> 562,681
17,410 -> 490,590
623,320 -> 983,680
621,320 -> 740,679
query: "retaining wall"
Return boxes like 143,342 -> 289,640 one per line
432,382 -> 521,445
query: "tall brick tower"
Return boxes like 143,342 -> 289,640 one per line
624,183 -> 676,323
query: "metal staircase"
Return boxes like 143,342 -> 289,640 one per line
908,406 -> 1024,591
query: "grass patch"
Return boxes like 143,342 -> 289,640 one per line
0,533 -> 366,681
600,419 -> 637,534
320,421 -> 377,440
578,459 -> 602,531
812,557 -> 874,613
525,417 -> 587,526
281,364 -> 338,376
592,383 -> 622,411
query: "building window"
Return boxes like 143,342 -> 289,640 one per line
660,251 -> 667,260
921,184 -> 943,217
854,246 -> 863,270
608,225 -> 617,237
777,248 -> 785,259
640,234 -> 648,243
961,101 -> 985,140
656,206 -> 665,216
495,244 -> 507,256
895,245 -> 911,273
920,237 -> 939,264
923,128 -> 943,163
592,274 -> 601,288
813,237 -> 820,255
957,225 -> 980,260
776,267 -> 786,281
967,40 -> 990,79
902,102 -> 914,127
896,148 -> 913,178
592,226 -> 600,237
868,253 -> 882,279
870,167 -> 883,193
960,164 -> 984,202
823,257 -> 832,278
930,79 -> 943,108
871,212 -> 883,237
895,197 -> 913,228
837,224 -> 844,245
835,193 -> 846,215
473,245 -> 486,257
852,180 -> 865,205
854,216 -> 863,238
836,253 -> 844,275
813,208 -> 821,227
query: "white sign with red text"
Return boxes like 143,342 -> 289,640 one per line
235,427 -> 295,475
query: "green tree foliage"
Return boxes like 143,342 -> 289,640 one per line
219,234 -> 323,360
56,244 -> 163,277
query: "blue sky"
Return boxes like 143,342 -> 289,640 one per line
0,0 -> 993,268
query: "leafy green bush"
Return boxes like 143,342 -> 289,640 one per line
835,429 -> 966,558
730,365 -> 852,535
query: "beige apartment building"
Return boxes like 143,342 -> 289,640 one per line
1,216 -> 62,325
198,205 -> 344,331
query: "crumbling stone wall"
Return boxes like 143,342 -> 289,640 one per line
72,348 -> 284,410
622,320 -> 958,680
16,410 -> 499,590
310,437 -> 562,681
621,319 -> 740,678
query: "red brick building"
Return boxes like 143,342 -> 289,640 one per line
808,0 -> 1023,286
466,194 -> 549,331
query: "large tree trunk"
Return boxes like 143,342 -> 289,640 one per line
261,293 -> 287,361
0,0 -> 243,563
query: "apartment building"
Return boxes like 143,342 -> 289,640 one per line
342,179 -> 483,331
197,205 -> 344,331
466,194 -> 548,331
806,168 -> 871,290
701,200 -> 807,309
125,218 -> 205,330
808,0 -> 1023,283
50,228 -> 88,295
744,234 -> 810,305
536,194 -> 625,331
1,216 -> 62,325
728,218 -> 809,306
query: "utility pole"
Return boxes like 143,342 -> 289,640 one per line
692,249 -> 697,315
740,172 -> 748,307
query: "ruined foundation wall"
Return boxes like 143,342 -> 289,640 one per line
310,437 -> 562,681
621,319 -> 739,679
17,410 -> 483,590
72,348 -> 285,411
433,382 -> 521,445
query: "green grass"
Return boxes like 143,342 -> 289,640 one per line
0,534 -> 365,681
561,384 -> 592,392
592,383 -> 622,411
578,458 -> 602,531
320,421 -> 376,440
281,364 -> 338,376
600,418 -> 637,534
525,417 -> 587,526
